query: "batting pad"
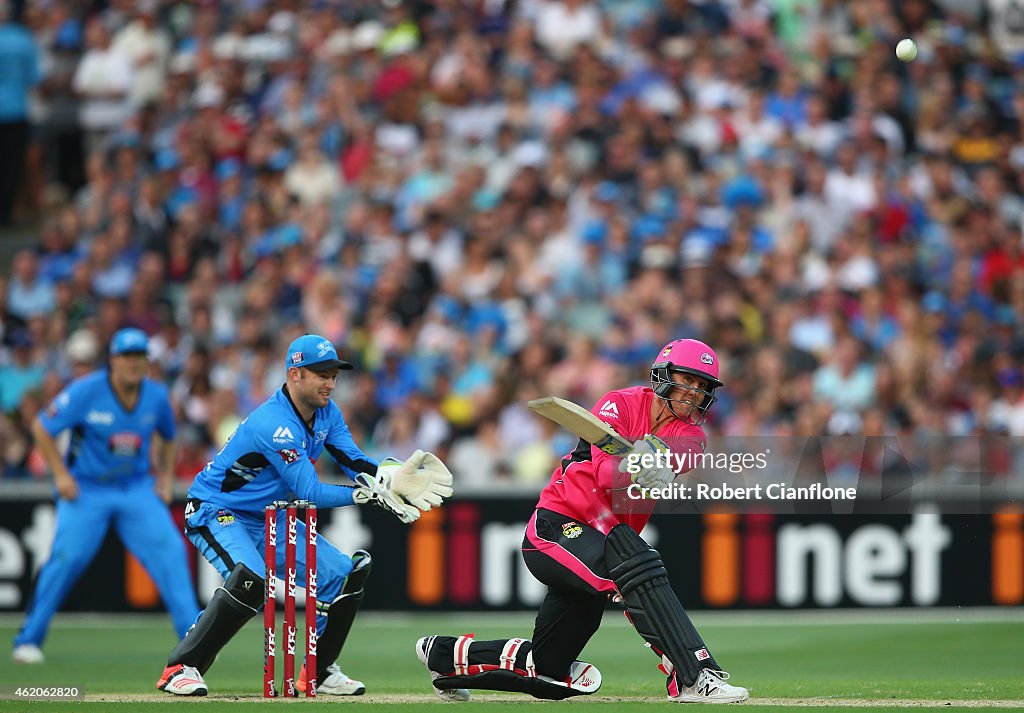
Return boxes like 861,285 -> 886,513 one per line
315,550 -> 371,681
168,563 -> 261,674
426,634 -> 601,700
604,524 -> 718,686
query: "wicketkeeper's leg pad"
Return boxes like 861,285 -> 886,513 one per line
604,524 -> 718,687
168,563 -> 262,674
426,634 -> 601,700
314,550 -> 371,682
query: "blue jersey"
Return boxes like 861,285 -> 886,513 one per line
39,371 -> 176,484
0,23 -> 39,122
187,386 -> 378,515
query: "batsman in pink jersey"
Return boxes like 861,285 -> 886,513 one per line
415,339 -> 749,704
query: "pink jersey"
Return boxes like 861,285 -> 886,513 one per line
536,386 -> 707,535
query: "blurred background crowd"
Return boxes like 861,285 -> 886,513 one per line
1,0 -> 1023,487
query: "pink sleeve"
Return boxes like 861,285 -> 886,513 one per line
665,424 -> 708,476
589,391 -> 636,491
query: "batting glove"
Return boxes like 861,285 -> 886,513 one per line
618,434 -> 675,488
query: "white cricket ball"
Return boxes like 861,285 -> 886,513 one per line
895,38 -> 917,62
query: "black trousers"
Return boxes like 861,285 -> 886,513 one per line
522,508 -> 614,678
0,120 -> 29,225
427,509 -> 614,680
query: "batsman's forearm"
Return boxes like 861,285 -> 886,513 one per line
31,418 -> 70,479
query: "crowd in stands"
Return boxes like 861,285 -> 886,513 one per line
2,0 -> 1024,486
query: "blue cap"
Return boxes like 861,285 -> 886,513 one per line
55,20 -> 83,50
275,223 -> 303,249
285,334 -> 353,372
995,305 -> 1016,326
582,221 -> 607,245
154,148 -> 180,171
215,158 -> 243,181
267,149 -> 293,172
632,215 -> 666,240
921,291 -> 947,314
594,181 -> 620,202
110,327 -> 149,355
472,188 -> 501,212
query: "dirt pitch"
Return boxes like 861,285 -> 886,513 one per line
83,694 -> 1024,707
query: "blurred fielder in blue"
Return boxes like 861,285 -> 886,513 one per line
12,328 -> 200,664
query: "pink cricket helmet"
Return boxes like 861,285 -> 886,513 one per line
650,338 -> 723,424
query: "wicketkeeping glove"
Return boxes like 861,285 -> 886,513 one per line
381,449 -> 454,511
618,434 -> 675,488
352,466 -> 420,524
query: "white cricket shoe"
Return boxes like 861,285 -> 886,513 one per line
12,644 -> 44,665
316,663 -> 366,695
156,664 -> 208,696
669,668 -> 749,704
416,636 -> 471,702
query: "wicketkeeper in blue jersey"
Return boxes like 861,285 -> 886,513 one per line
12,328 -> 201,665
155,334 -> 454,697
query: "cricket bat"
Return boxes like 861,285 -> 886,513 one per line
528,396 -> 634,456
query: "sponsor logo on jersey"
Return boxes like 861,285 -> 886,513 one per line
562,521 -> 583,539
48,392 -> 70,417
87,410 -> 115,425
700,352 -> 714,365
273,425 -> 295,443
108,432 -> 142,457
599,400 -> 619,418
278,448 -> 300,464
216,510 -> 235,526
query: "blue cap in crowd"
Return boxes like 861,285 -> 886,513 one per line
286,334 -> 353,372
110,328 -> 149,356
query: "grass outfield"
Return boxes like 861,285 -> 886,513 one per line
1,610 -> 1022,711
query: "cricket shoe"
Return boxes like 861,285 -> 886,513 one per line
298,663 -> 365,695
668,668 -> 748,704
416,636 -> 471,702
156,664 -> 208,696
12,644 -> 44,664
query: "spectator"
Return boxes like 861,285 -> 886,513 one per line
0,0 -> 40,225
110,0 -> 169,109
7,250 -> 54,321
0,330 -> 45,413
72,18 -> 132,155
5,0 -> 1024,489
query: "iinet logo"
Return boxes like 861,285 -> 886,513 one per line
405,504 -> 547,607
702,513 -> 952,607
